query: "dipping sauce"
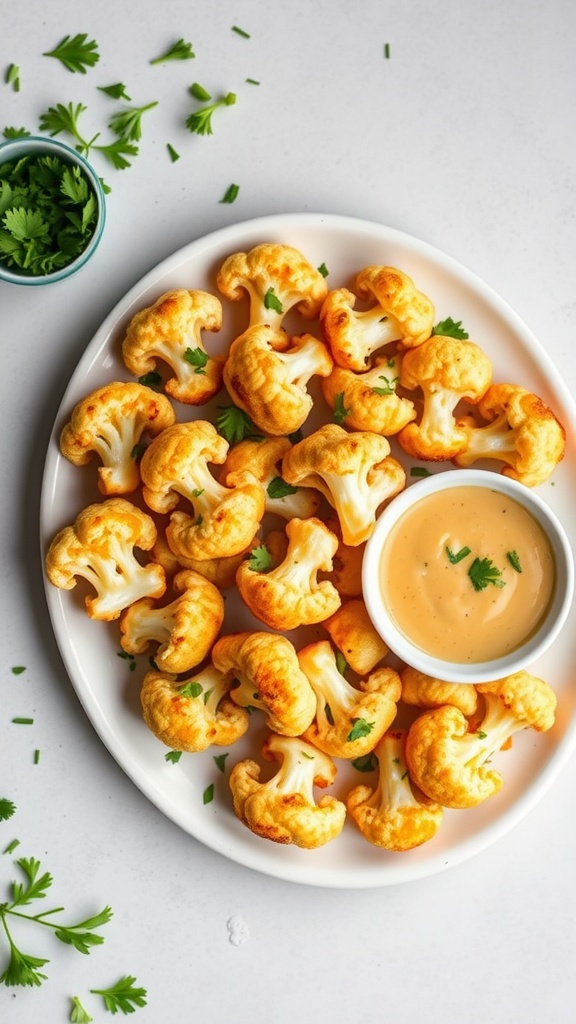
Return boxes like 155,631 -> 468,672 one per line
380,485 -> 555,663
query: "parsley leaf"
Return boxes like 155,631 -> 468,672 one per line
150,39 -> 195,64
347,718 -> 375,742
70,996 -> 93,1023
506,549 -> 522,573
332,391 -> 350,424
263,285 -> 283,313
3,127 -> 30,140
185,92 -> 236,135
468,557 -> 506,592
179,681 -> 203,698
266,476 -> 298,500
446,545 -> 471,564
351,752 -> 378,773
43,34 -> 100,74
97,83 -> 132,101
108,102 -> 158,143
5,65 -> 21,92
164,750 -> 182,764
432,317 -> 469,339
246,545 -> 274,572
220,182 -> 240,204
213,753 -> 229,773
203,784 -> 215,805
183,346 -> 209,374
0,799 -> 16,822
91,976 -> 147,1014
371,374 -> 399,396
216,404 -> 262,444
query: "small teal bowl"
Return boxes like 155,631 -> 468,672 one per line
0,135 -> 106,286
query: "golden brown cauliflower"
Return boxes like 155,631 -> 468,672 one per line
405,671 -> 556,808
45,498 -> 165,621
347,730 -> 443,851
323,599 -> 388,677
454,383 -> 566,486
320,265 -> 435,370
221,436 -> 320,520
222,324 -> 333,436
321,353 -> 416,436
398,334 -> 493,461
298,640 -> 401,759
401,666 -> 479,718
235,517 -> 341,631
217,242 -> 328,331
119,569 -> 224,674
141,665 -> 250,752
281,423 -> 406,546
139,420 -> 265,561
212,631 -> 316,737
152,530 -> 252,590
121,289 -> 225,405
229,733 -> 346,848
59,381 -> 176,495
319,517 -> 365,598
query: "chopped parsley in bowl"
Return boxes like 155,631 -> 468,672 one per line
0,135 -> 105,285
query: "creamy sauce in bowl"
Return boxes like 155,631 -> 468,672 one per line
379,486 -> 555,663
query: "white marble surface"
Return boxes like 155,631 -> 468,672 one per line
1,1 -> 575,1021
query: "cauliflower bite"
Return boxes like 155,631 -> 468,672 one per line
45,498 -> 165,621
139,420 -> 265,561
298,640 -> 401,759
321,353 -> 417,436
319,517 -> 364,598
217,242 -> 328,332
221,436 -> 320,520
398,333 -> 493,461
347,730 -> 443,851
212,631 -> 316,737
454,382 -> 566,487
222,324 -> 333,436
229,733 -> 346,849
141,665 -> 250,752
119,569 -> 224,674
405,671 -> 557,808
281,423 -> 406,546
59,381 -> 176,496
320,265 -> 435,371
400,666 -> 479,718
236,517 -> 341,631
323,599 -> 388,676
152,530 -> 252,590
121,289 -> 225,405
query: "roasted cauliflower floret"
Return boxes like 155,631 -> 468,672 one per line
59,381 -> 176,495
401,666 -> 479,718
217,242 -> 328,332
281,423 -> 406,546
398,334 -> 493,460
229,733 -> 346,848
139,420 -> 265,561
221,436 -> 320,520
405,671 -> 557,808
236,517 -> 341,631
141,665 -> 250,752
319,517 -> 364,598
347,730 -> 443,851
45,498 -> 165,621
121,289 -> 225,405
298,640 -> 401,759
222,324 -> 333,436
212,632 -> 316,737
152,530 -> 251,590
323,599 -> 388,677
119,569 -> 224,674
320,265 -> 435,371
454,383 -> 566,487
321,354 -> 416,436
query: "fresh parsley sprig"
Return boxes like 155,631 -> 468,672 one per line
216,404 -> 262,444
108,102 -> 159,143
0,856 -> 112,988
468,556 -> 506,592
43,35 -> 100,75
39,103 -> 139,169
432,317 -> 469,339
185,91 -> 236,136
90,975 -> 148,1014
150,39 -> 195,64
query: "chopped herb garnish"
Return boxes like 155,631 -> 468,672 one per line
266,476 -> 298,500
90,976 -> 147,1014
351,752 -> 378,773
43,34 -> 100,74
0,799 -> 16,822
179,681 -> 203,698
138,370 -> 162,387
317,261 -> 329,277
3,127 -> 30,140
130,441 -> 147,461
347,718 -> 375,743
189,82 -> 212,101
69,995 -> 93,1023
220,182 -> 240,204
108,101 -> 158,142
11,666 -> 26,675
446,545 -> 472,564
33,750 -> 40,765
468,556 -> 506,592
371,374 -> 399,396
263,286 -> 283,313
410,466 -> 432,478
12,718 -> 33,725
335,650 -> 348,677
332,391 -> 350,424
232,25 -> 251,38
185,92 -> 236,136
39,102 -> 139,169
432,317 -> 469,339
203,783 -> 215,805
245,78 -> 260,85
183,346 -> 209,373
384,42 -> 391,59
3,840 -> 20,855
213,753 -> 229,773
246,545 -> 274,572
506,549 -> 522,573
166,143 -> 180,163
477,730 -> 488,739
5,65 -> 21,92
216,404 -> 262,444
150,39 -> 195,64
97,83 -> 131,101
164,750 -> 182,764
